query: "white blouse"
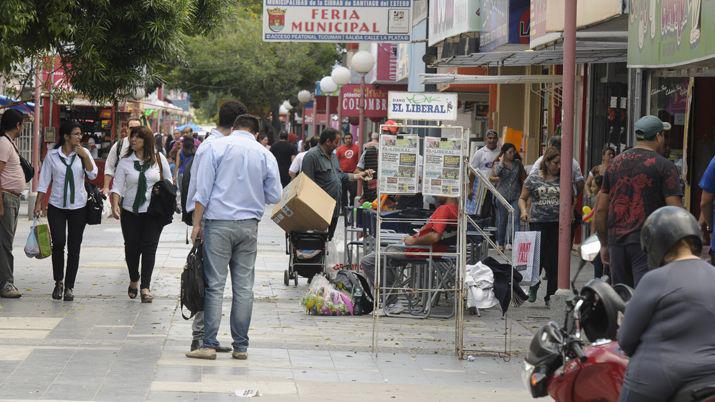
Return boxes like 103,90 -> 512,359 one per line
111,153 -> 172,214
38,148 -> 98,210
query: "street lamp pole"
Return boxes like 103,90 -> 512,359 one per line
331,66 -> 351,135
297,90 -> 312,142
350,50 -> 375,157
319,76 -> 338,134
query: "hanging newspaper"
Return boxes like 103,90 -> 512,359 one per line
422,137 -> 463,197
378,134 -> 419,194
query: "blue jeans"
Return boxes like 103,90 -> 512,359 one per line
496,199 -> 520,246
202,219 -> 259,352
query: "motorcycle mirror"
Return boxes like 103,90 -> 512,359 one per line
580,235 -> 601,262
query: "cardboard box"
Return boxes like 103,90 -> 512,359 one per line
271,173 -> 336,232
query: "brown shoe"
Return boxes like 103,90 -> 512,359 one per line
186,347 -> 217,360
140,290 -> 153,303
1,283 -> 22,298
232,351 -> 248,360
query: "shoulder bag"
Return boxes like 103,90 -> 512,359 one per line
2,134 -> 34,182
148,152 -> 177,226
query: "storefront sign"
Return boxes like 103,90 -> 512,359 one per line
480,0 -> 530,52
530,0 -> 625,48
262,0 -> 412,43
428,0 -> 481,46
388,92 -> 458,121
340,84 -> 405,118
422,137 -> 463,197
628,0 -> 715,68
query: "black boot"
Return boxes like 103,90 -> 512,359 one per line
63,288 -> 74,302
52,281 -> 63,300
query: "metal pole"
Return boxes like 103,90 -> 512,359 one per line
337,87 -> 343,135
32,64 -> 41,192
325,95 -> 331,131
357,75 -> 366,195
301,104 -> 306,141
558,0 -> 577,290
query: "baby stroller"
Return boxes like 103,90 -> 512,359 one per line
284,231 -> 329,286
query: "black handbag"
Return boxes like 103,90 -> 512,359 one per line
147,153 -> 176,226
2,134 -> 33,182
85,182 -> 104,225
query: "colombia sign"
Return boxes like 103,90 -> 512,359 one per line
263,0 -> 412,43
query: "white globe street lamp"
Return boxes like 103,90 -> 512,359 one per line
319,76 -> 337,131
297,90 -> 312,140
282,100 -> 293,111
331,65 -> 352,136
350,50 -> 376,186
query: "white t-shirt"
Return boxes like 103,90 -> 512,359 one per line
289,151 -> 307,175
111,153 -> 172,213
529,156 -> 584,183
470,146 -> 500,177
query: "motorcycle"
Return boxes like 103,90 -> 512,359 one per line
522,235 -> 715,402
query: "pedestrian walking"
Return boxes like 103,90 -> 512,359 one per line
470,130 -> 500,223
301,128 -> 371,240
0,109 -> 27,299
595,115 -> 683,288
490,143 -> 526,251
270,130 -> 297,188
354,132 -> 381,203
336,133 -> 359,211
102,117 -> 142,196
34,121 -> 98,301
518,147 -> 562,306
258,133 -> 270,150
584,146 -> 615,200
289,136 -> 318,179
110,126 -> 173,303
698,154 -> 715,266
174,135 -> 195,190
184,101 -> 246,353
185,115 -> 282,361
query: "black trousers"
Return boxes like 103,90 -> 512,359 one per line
341,181 -> 357,212
47,205 -> 87,289
120,210 -> 164,289
530,222 -> 559,301
609,243 -> 649,288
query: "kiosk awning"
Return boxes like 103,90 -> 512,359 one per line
420,74 -> 563,85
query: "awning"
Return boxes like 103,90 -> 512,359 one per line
420,74 -> 563,85
0,96 -> 34,114
435,46 -> 626,67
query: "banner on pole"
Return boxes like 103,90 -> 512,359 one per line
388,92 -> 458,121
262,0 -> 412,43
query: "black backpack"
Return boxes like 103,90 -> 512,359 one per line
147,153 -> 176,226
333,269 -> 374,315
181,157 -> 194,225
180,244 -> 205,319
84,182 -> 104,225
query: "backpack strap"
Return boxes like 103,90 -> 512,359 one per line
156,152 -> 164,181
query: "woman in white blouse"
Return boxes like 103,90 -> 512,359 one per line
110,126 -> 172,303
34,121 -> 98,302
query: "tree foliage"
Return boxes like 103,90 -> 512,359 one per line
165,6 -> 339,121
0,0 -> 231,100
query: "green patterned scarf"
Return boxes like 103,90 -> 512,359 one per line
133,160 -> 151,213
58,154 -> 77,207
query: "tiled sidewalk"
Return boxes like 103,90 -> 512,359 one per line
0,208 -> 551,401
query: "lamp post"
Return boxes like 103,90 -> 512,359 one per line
281,100 -> 293,133
298,90 -> 312,141
350,50 -> 375,155
319,76 -> 337,132
331,65 -> 351,135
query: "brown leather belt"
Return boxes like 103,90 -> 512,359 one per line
1,190 -> 21,197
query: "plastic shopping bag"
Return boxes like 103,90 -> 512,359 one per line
301,274 -> 354,316
34,218 -> 52,259
511,231 -> 541,286
24,220 -> 40,258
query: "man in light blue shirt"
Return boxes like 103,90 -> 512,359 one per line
183,100 -> 247,355
187,115 -> 282,361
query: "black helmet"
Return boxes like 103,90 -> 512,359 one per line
641,206 -> 702,268
580,278 -> 626,342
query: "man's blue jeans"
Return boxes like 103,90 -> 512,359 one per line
496,199 -> 520,246
202,219 -> 258,352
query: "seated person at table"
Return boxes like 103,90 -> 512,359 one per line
359,196 -> 459,292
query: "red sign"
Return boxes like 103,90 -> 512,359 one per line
339,84 -> 406,119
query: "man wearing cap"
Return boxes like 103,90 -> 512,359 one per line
595,115 -> 683,287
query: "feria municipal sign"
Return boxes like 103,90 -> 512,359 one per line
263,0 -> 412,43
388,92 -> 458,121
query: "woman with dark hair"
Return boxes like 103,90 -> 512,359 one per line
490,143 -> 526,251
34,121 -> 97,301
518,147 -> 563,306
110,126 -> 172,303
174,135 -> 195,185
585,146 -> 616,199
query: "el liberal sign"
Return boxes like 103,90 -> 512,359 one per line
262,0 -> 412,43
388,92 -> 458,121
